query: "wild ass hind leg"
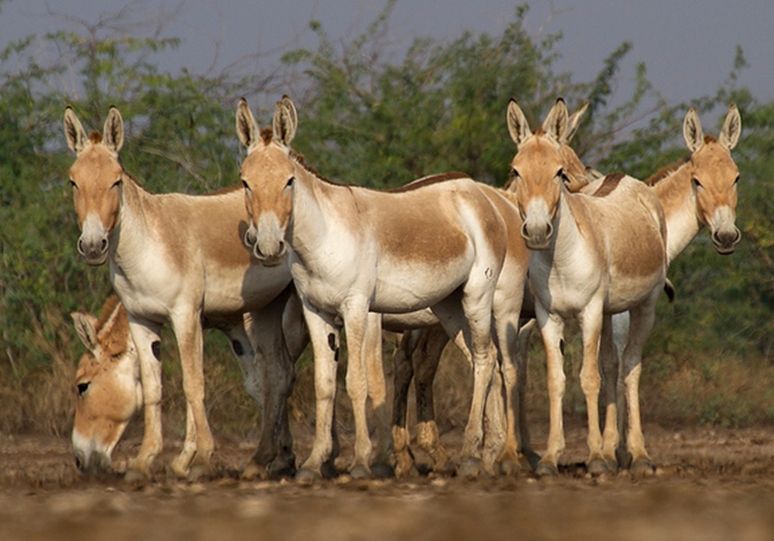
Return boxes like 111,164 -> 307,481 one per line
125,318 -> 163,482
169,308 -> 213,481
516,319 -> 540,469
535,308 -> 566,477
364,312 -> 394,478
297,300 -> 340,484
578,299 -> 610,476
391,330 -> 416,478
622,293 -> 659,477
413,325 -> 453,475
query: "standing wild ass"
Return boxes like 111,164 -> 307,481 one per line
506,97 -> 668,476
235,96 -> 530,481
598,104 -> 742,473
388,101 -> 593,477
63,107 -> 306,480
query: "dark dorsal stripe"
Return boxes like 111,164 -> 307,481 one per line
592,172 -> 625,197
388,171 -> 469,193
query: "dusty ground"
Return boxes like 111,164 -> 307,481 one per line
1,424 -> 773,541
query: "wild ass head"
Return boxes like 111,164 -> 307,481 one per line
70,297 -> 141,475
236,96 -> 298,266
682,105 -> 742,254
506,98 -> 588,249
63,107 -> 126,265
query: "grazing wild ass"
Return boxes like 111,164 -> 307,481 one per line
388,102 -> 592,477
69,295 -> 304,476
506,97 -> 668,476
63,107 -> 307,480
599,105 -> 742,473
236,96 -> 533,481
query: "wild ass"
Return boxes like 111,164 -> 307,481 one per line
387,102 -> 592,477
69,294 -> 305,476
599,104 -> 742,473
63,107 -> 306,480
235,96 -> 535,481
506,97 -> 668,476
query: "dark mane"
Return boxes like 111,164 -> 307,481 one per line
88,131 -> 102,143
591,172 -> 625,197
388,172 -> 469,193
645,155 -> 690,186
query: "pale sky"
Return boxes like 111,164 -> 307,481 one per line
1,0 -> 772,115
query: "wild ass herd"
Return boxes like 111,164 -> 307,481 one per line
64,96 -> 742,483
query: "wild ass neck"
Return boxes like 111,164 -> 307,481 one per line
651,162 -> 701,262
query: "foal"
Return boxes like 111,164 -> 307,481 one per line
64,107 -> 305,480
237,96 -> 510,481
506,98 -> 668,476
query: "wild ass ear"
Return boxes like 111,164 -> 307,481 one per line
103,106 -> 124,153
683,108 -> 704,153
506,98 -> 532,145
272,95 -> 297,146
63,107 -> 88,153
718,104 -> 741,150
71,312 -> 99,353
542,98 -> 569,142
236,97 -> 259,149
565,101 -> 589,143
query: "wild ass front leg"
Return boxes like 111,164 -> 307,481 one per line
578,300 -> 609,475
297,301 -> 340,484
125,318 -> 163,481
599,314 -> 621,469
363,312 -> 394,478
340,298 -> 374,479
169,309 -> 213,481
622,294 -> 659,477
535,308 -> 566,477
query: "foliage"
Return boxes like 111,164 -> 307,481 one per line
0,3 -> 771,434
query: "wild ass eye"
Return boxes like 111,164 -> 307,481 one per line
111,178 -> 123,189
733,175 -> 740,186
76,382 -> 90,396
557,168 -> 570,186
286,176 -> 295,188
692,177 -> 703,189
69,179 -> 77,189
241,179 -> 251,191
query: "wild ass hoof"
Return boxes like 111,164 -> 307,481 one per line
631,458 -> 656,478
616,448 -> 633,470
587,457 -> 613,476
268,454 -> 297,479
535,461 -> 559,478
371,462 -> 395,479
349,465 -> 372,480
500,456 -> 526,477
240,462 -> 269,481
188,463 -> 211,483
296,468 -> 322,486
458,458 -> 483,480
124,468 -> 150,485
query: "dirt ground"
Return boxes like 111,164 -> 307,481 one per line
1,423 -> 773,541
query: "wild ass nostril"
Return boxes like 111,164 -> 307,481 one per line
99,237 -> 108,253
520,222 -> 530,240
244,227 -> 257,248
77,238 -> 86,255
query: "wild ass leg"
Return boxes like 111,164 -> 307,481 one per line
413,325 -> 452,474
481,365 -> 507,475
340,298 -> 374,479
516,319 -> 540,468
578,299 -> 610,475
391,330 -> 416,477
169,309 -> 213,481
622,293 -> 659,477
599,314 -> 621,469
243,294 -> 298,479
364,313 -> 394,478
535,307 -> 566,477
125,318 -> 163,481
297,300 -> 340,483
